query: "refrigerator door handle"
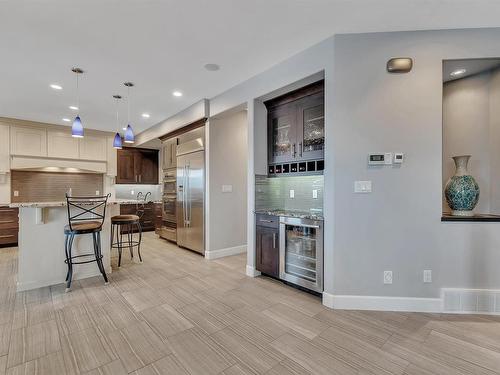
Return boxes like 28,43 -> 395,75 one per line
186,163 -> 191,227
182,165 -> 188,227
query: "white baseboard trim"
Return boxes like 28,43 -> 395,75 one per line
322,292 -> 443,313
246,265 -> 261,278
17,268 -> 108,292
205,244 -> 247,260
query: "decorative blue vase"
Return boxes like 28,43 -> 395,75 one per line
444,155 -> 480,216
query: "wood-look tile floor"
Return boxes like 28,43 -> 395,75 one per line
1,233 -> 500,374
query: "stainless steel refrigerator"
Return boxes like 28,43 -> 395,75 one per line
176,137 -> 205,254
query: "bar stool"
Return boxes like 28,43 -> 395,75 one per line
64,194 -> 110,291
110,212 -> 143,267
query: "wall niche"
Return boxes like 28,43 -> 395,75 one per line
442,58 -> 500,221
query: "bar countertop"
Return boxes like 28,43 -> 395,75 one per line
9,199 -> 162,208
255,209 -> 324,221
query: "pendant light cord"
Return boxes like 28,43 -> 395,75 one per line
127,85 -> 130,125
76,72 -> 80,116
115,97 -> 119,131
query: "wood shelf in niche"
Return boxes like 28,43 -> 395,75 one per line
441,213 -> 500,222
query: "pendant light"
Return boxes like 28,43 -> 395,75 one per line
112,95 -> 123,149
71,68 -> 84,138
124,82 -> 135,143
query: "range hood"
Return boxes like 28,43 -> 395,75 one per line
10,155 -> 107,174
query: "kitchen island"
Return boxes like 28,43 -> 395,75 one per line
10,200 -> 143,291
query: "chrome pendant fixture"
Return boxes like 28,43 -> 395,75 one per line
124,82 -> 135,143
112,95 -> 123,149
71,68 -> 84,138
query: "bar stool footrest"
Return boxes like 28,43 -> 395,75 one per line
111,240 -> 141,249
64,253 -> 104,265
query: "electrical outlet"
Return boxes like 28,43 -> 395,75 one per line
383,271 -> 393,284
13,190 -> 19,197
423,270 -> 432,283
312,189 -> 318,199
222,185 -> 233,193
130,190 -> 135,195
95,190 -> 100,195
289,189 -> 295,198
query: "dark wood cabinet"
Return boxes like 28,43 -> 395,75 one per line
120,203 -> 160,233
255,214 -> 279,278
117,147 -> 159,184
117,150 -> 137,184
154,203 -> 162,230
0,207 -> 18,247
266,80 -> 324,166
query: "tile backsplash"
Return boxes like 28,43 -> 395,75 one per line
255,175 -> 324,213
115,184 -> 163,201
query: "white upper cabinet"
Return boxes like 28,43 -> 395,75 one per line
106,136 -> 117,176
10,125 -> 47,157
162,137 -> 177,170
79,135 -> 107,161
0,122 -> 10,172
47,130 -> 80,159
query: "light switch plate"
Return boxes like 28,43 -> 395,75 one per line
289,189 -> 295,198
222,184 -> 233,193
354,181 -> 372,193
95,190 -> 100,195
13,190 -> 19,197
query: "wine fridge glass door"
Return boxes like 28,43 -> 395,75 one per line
279,217 -> 323,292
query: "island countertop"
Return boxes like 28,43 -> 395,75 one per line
9,199 -> 162,208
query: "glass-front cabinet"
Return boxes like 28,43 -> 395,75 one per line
298,92 -> 325,160
269,104 -> 296,164
279,216 -> 323,292
266,80 -> 324,167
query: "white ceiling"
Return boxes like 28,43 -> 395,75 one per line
1,0 -> 500,134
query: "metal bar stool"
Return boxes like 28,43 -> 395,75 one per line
110,206 -> 143,267
64,194 -> 111,292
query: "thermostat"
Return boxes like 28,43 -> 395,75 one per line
368,153 -> 393,165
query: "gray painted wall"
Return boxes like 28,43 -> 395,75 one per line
331,29 -> 500,298
208,110 -> 248,251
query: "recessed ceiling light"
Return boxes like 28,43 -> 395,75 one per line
62,118 -> 71,122
50,84 -> 63,90
123,127 -> 127,131
172,91 -> 183,97
204,63 -> 220,71
69,105 -> 78,110
142,113 -> 150,118
451,69 -> 467,77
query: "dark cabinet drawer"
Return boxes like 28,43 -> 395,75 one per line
0,207 -> 18,246
255,214 -> 279,229
0,228 -> 18,246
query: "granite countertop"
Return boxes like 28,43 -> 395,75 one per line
255,209 -> 324,221
9,199 -> 162,208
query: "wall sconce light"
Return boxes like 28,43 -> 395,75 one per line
387,58 -> 413,73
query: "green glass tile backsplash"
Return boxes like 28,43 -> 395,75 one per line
255,175 -> 324,214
